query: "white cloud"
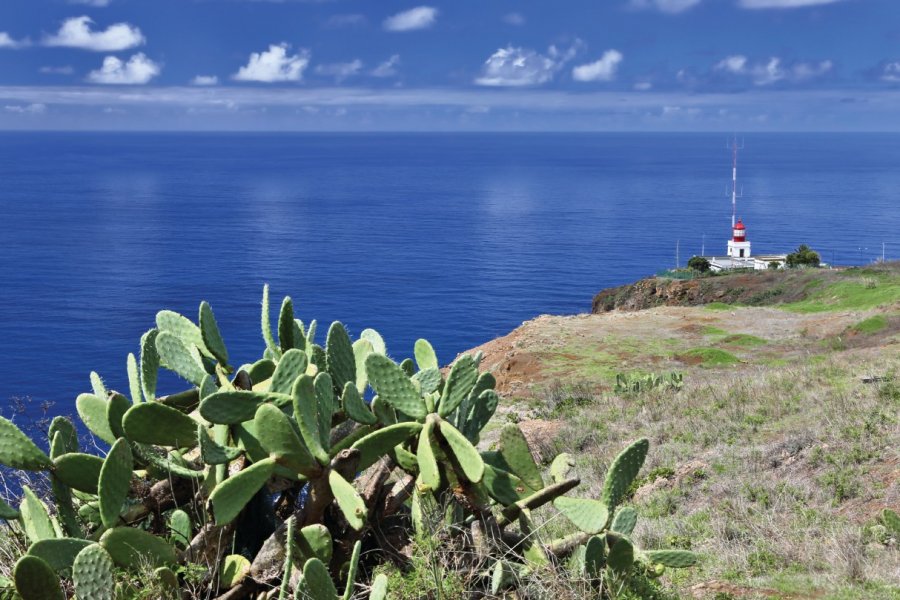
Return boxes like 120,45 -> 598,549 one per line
40,66 -> 75,75
0,33 -> 29,49
233,43 -> 310,82
315,60 -> 363,83
383,6 -> 438,32
739,0 -> 844,8
503,12 -> 526,26
715,55 -> 748,74
882,62 -> 900,83
191,75 -> 219,86
87,53 -> 160,84
69,0 -> 112,6
634,81 -> 653,91
629,0 -> 703,13
372,55 -> 400,78
572,50 -> 624,82
5,103 -> 46,114
475,43 -> 581,87
43,16 -> 144,51
714,55 -> 832,85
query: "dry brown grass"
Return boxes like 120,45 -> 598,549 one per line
523,349 -> 900,599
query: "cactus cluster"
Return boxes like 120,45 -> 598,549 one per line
0,286 -> 697,598
615,371 -> 684,394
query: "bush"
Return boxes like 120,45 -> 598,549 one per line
786,244 -> 821,268
687,256 -> 711,273
0,287 -> 698,599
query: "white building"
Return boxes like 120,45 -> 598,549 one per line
708,220 -> 786,272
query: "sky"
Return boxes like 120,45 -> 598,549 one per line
0,0 -> 899,131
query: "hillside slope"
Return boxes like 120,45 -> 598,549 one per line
461,264 -> 900,599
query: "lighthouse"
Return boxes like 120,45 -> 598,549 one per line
727,219 -> 751,259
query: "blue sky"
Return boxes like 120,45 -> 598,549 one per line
1,0 -> 898,130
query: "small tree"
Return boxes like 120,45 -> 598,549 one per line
786,244 -> 821,268
768,260 -> 780,270
688,255 -> 711,273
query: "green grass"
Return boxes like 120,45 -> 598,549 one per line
701,326 -> 729,336
680,347 -> 740,366
784,275 -> 900,313
705,302 -> 734,311
849,315 -> 888,335
719,334 -> 767,347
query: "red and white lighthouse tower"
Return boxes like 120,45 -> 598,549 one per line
727,219 -> 751,258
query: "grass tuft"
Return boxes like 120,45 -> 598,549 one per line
680,347 -> 740,366
849,315 -> 888,335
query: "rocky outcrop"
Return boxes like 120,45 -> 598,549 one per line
591,269 -> 823,313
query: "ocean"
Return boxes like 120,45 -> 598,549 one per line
1,132 -> 897,413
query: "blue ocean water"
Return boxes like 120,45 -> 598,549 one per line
0,132 -> 897,412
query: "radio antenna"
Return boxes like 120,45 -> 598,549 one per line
727,136 -> 744,228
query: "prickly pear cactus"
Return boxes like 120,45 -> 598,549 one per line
0,286 -> 696,598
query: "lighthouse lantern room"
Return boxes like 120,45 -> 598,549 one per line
727,219 -> 751,259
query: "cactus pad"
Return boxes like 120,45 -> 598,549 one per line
99,527 -> 176,569
437,418 -> 485,483
610,506 -> 638,535
75,394 -> 113,445
220,554 -> 251,589
326,321 -> 356,390
209,457 -> 277,525
198,425 -> 242,465
643,549 -> 698,568
13,555 -> 64,600
416,420 -> 440,492
351,421 -> 423,471
156,331 -> 208,386
140,328 -> 160,402
292,375 -> 329,465
341,382 -> 376,425
414,338 -> 439,371
438,354 -> 477,418
549,452 -> 575,484
270,349 -> 308,394
53,453 -> 103,494
553,497 -> 610,534
122,402 -> 199,448
26,538 -> 92,572
0,417 -> 51,471
199,301 -> 229,365
606,537 -> 634,573
127,352 -> 142,404
254,403 -> 318,476
328,470 -> 367,531
601,438 -> 649,511
296,557 -> 338,599
99,438 -> 133,528
19,486 -> 57,543
200,390 -> 291,425
498,424 -> 543,491
365,354 -> 427,420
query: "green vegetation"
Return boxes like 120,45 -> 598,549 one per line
785,244 -> 821,268
785,271 -> 900,313
850,315 -> 889,335
704,302 -> 734,311
680,347 -> 740,366
718,334 -> 767,347
701,326 -> 728,336
0,287 -> 697,599
687,256 -> 711,273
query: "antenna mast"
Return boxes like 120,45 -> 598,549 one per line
729,137 -> 743,229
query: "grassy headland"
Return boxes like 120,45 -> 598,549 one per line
465,262 -> 900,599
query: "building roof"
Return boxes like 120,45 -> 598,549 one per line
734,220 -> 745,230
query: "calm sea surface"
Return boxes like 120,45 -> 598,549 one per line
1,133 -> 897,413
